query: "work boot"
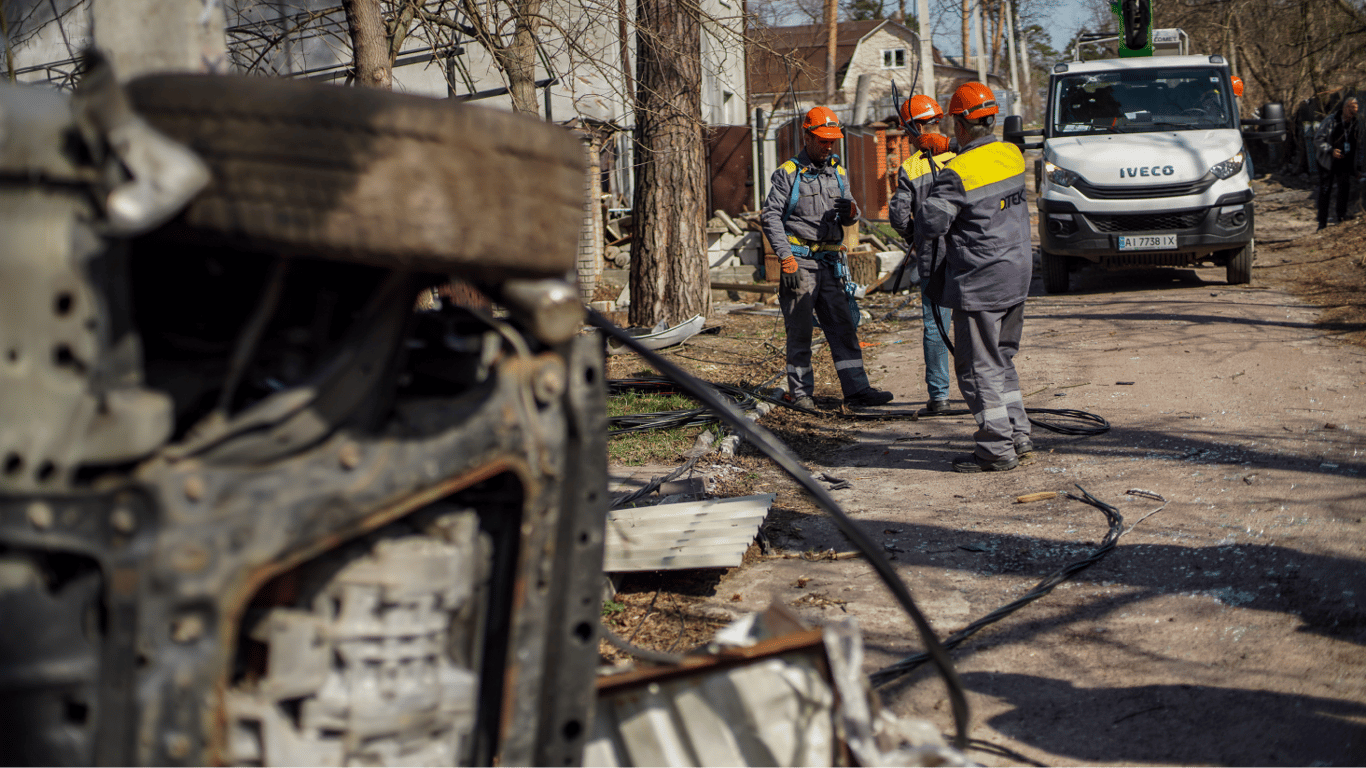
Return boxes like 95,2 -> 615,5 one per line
923,398 -> 951,415
792,395 -> 817,411
952,453 -> 1019,473
1014,434 -> 1035,463
845,388 -> 894,407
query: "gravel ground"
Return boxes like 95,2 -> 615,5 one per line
601,173 -> 1366,766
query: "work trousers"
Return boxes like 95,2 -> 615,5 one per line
780,263 -> 872,400
920,283 -> 952,401
953,302 -> 1030,462
1317,163 -> 1356,227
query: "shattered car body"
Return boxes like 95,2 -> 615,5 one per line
0,68 -> 605,766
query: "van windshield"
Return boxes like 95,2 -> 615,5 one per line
1051,67 -> 1235,136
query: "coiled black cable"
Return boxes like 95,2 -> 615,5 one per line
869,484 -> 1124,688
1026,407 -> 1111,436
588,308 -> 972,750
608,377 -> 761,434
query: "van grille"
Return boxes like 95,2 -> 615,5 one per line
1088,210 -> 1206,232
1102,252 -> 1199,267
1073,176 -> 1216,199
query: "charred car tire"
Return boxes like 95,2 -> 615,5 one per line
1226,239 -> 1254,285
125,74 -> 584,282
1041,248 -> 1070,293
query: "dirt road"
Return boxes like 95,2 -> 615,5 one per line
665,176 -> 1366,766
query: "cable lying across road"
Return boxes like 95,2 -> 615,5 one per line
868,485 -> 1142,688
610,376 -> 1111,438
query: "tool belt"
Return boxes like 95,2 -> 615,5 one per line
786,234 -> 844,259
785,234 -> 861,328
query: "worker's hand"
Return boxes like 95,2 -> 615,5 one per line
833,197 -> 857,223
916,133 -> 951,156
1333,148 -> 1344,159
780,256 -> 800,292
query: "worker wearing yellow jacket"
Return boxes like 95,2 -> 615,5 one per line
915,82 -> 1033,473
889,94 -> 956,417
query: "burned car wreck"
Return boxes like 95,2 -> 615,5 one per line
0,63 -> 604,766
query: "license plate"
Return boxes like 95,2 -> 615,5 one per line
1118,234 -> 1178,250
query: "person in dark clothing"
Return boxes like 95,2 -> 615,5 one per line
1315,96 -> 1360,230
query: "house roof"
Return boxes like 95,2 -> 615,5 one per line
748,18 -> 943,101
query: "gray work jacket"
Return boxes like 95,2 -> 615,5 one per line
889,148 -> 956,280
915,135 -> 1031,312
760,150 -> 850,267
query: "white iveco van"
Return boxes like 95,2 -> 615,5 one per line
1006,54 -> 1286,293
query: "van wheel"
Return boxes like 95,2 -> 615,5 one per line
1041,249 -> 1070,293
1226,239 -> 1254,285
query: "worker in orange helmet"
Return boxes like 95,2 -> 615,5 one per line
759,106 -> 893,411
1231,74 -> 1244,99
915,82 -> 1033,473
889,94 -> 957,416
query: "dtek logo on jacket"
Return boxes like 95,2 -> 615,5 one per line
999,189 -> 1026,209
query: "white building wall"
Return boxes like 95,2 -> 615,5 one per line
842,26 -> 924,101
700,0 -> 748,126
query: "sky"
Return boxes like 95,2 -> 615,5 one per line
929,0 -> 1094,60
1047,0 -> 1092,54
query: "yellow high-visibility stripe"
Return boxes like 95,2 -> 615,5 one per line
780,160 -> 798,174
945,143 -> 1025,191
901,151 -> 957,180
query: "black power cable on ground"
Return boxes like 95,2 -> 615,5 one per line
588,308 -> 973,751
608,376 -> 762,434
869,484 -> 1135,689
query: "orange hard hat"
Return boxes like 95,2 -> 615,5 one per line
949,81 -> 998,121
901,94 -> 943,124
803,106 -> 844,139
1231,74 -> 1244,98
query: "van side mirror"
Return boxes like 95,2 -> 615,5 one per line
1241,102 -> 1286,143
1003,115 -> 1044,150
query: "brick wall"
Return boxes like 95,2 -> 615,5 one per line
575,132 -> 603,303
871,126 -> 913,220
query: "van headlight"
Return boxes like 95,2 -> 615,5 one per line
1210,151 -> 1245,179
1044,160 -> 1078,187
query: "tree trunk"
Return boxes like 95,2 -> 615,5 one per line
344,0 -> 391,89
498,0 -> 544,115
824,0 -> 837,103
961,0 -> 970,71
990,0 -> 1004,75
630,0 -> 709,328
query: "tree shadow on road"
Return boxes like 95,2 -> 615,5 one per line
961,671 -> 1366,766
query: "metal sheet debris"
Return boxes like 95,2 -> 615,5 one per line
606,315 -> 707,355
603,494 -> 775,572
588,606 -> 970,767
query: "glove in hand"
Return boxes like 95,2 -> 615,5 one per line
915,133 -> 951,156
833,197 -> 856,222
780,256 -> 800,291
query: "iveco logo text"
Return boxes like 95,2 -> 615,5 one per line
1120,165 -> 1176,178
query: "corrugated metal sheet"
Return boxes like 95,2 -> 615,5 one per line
587,629 -> 836,767
603,494 -> 775,572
